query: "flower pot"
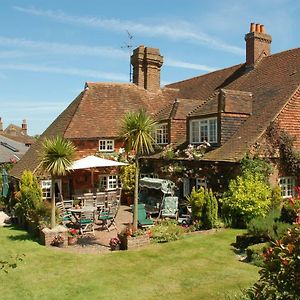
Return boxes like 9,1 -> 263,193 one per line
68,236 -> 77,245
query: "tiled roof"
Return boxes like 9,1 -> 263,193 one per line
0,133 -> 35,145
64,83 -> 178,138
166,64 -> 244,100
200,47 -> 300,161
10,84 -> 178,178
155,98 -> 205,121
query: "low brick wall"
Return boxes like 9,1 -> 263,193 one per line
40,226 -> 68,247
118,234 -> 150,250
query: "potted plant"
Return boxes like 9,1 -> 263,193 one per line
51,234 -> 65,247
109,237 -> 121,251
68,228 -> 78,245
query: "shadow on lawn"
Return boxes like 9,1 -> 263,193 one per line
5,225 -> 40,243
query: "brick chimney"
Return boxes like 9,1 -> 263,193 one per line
0,117 -> 3,132
245,23 -> 272,67
21,119 -> 27,135
131,45 -> 163,92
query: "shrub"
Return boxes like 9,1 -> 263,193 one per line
270,186 -> 283,210
247,209 -> 291,241
247,226 -> 300,299
246,242 -> 269,267
202,189 -> 218,229
186,187 -> 205,222
151,220 -> 184,243
119,164 -> 136,193
14,170 -> 43,227
280,199 -> 300,224
222,174 -> 272,228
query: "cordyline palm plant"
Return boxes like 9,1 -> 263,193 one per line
120,109 -> 156,229
41,136 -> 76,229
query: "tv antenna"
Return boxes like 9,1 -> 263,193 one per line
121,30 -> 133,82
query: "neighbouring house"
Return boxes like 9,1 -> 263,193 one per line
10,23 -> 300,201
0,118 -> 34,164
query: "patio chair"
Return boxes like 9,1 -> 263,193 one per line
98,202 -> 118,232
56,201 -> 74,225
63,199 -> 73,209
137,204 -> 154,227
95,192 -> 106,210
106,191 -> 117,205
79,211 -> 95,235
161,196 -> 179,219
83,198 -> 96,207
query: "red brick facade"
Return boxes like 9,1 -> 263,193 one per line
276,88 -> 300,149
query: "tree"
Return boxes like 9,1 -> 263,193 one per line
120,109 -> 156,229
41,136 -> 76,229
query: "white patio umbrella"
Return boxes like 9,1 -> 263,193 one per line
68,155 -> 128,187
69,155 -> 127,170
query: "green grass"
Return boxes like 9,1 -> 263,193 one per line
0,227 -> 258,300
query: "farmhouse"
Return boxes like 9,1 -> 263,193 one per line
10,23 -> 300,200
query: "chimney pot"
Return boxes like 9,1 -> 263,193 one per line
21,119 -> 27,135
0,117 -> 3,132
250,23 -> 255,32
255,23 -> 261,32
245,23 -> 272,67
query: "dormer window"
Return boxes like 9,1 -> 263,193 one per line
153,123 -> 168,145
99,139 -> 114,152
190,117 -> 217,144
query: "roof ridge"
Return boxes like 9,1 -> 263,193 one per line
166,63 -> 244,87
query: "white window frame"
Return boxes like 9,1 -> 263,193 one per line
98,175 -> 120,191
153,123 -> 168,145
41,180 -> 51,200
99,139 -> 114,152
279,177 -> 295,198
189,117 -> 217,144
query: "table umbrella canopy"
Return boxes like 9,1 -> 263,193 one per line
1,168 -> 9,198
68,155 -> 127,170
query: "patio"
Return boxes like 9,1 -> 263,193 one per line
59,204 -> 133,254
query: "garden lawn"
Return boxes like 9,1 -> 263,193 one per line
0,227 -> 258,300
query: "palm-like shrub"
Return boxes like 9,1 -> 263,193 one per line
120,109 -> 156,229
41,136 -> 76,229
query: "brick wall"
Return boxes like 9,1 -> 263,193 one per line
170,119 -> 186,144
276,89 -> 300,149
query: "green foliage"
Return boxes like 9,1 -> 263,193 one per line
202,189 -> 218,229
247,226 -> 300,299
280,199 -> 300,224
241,157 -> 272,182
151,220 -> 184,243
119,109 -> 156,156
279,131 -> 300,176
119,109 -> 156,229
247,210 -> 291,242
186,187 -> 218,229
41,135 -> 76,229
222,174 -> 272,228
271,186 -> 283,210
14,170 -> 43,226
41,136 -> 76,177
119,164 -> 136,192
246,243 -> 269,267
186,187 -> 205,221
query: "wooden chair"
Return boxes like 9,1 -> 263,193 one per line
95,192 -> 106,210
106,191 -> 117,206
63,199 -> 73,209
79,211 -> 95,235
55,202 -> 74,225
98,202 -> 118,232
